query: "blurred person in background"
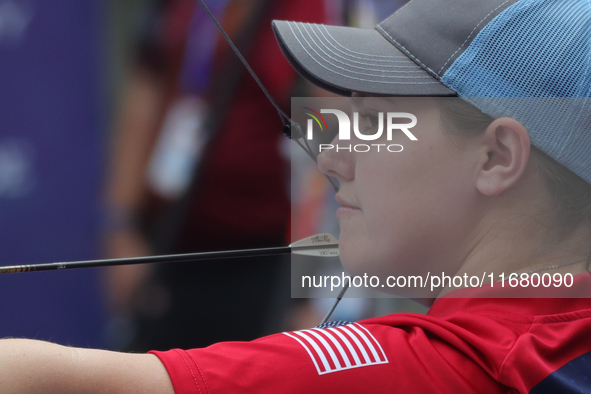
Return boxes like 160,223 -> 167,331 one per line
103,0 -> 328,351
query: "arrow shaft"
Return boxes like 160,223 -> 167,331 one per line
0,246 -> 293,274
0,243 -> 339,274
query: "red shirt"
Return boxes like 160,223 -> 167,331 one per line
151,274 -> 591,393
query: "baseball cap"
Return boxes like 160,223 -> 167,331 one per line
273,0 -> 591,184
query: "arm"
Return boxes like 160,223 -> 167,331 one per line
0,339 -> 174,394
103,66 -> 164,315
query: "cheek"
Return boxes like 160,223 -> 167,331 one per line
339,188 -> 410,275
341,141 -> 468,276
355,151 -> 421,234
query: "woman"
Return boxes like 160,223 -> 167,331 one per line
0,0 -> 590,392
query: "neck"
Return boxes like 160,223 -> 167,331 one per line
438,208 -> 591,298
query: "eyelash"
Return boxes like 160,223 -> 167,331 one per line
358,112 -> 380,128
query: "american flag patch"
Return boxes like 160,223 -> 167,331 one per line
283,323 -> 389,375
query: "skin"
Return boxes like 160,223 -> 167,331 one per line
318,95 -> 591,300
0,339 -> 174,394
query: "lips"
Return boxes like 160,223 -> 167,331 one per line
335,194 -> 360,218
335,194 -> 359,209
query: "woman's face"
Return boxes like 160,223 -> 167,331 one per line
317,97 -> 481,281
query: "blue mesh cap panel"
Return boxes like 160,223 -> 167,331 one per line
441,0 -> 591,184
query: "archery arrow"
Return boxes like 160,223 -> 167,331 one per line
0,233 -> 339,274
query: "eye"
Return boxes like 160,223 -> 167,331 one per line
359,111 -> 380,128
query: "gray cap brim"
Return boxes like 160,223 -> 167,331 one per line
273,21 -> 456,96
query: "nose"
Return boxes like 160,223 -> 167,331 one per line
316,137 -> 355,182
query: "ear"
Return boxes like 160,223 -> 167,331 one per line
475,117 -> 531,197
